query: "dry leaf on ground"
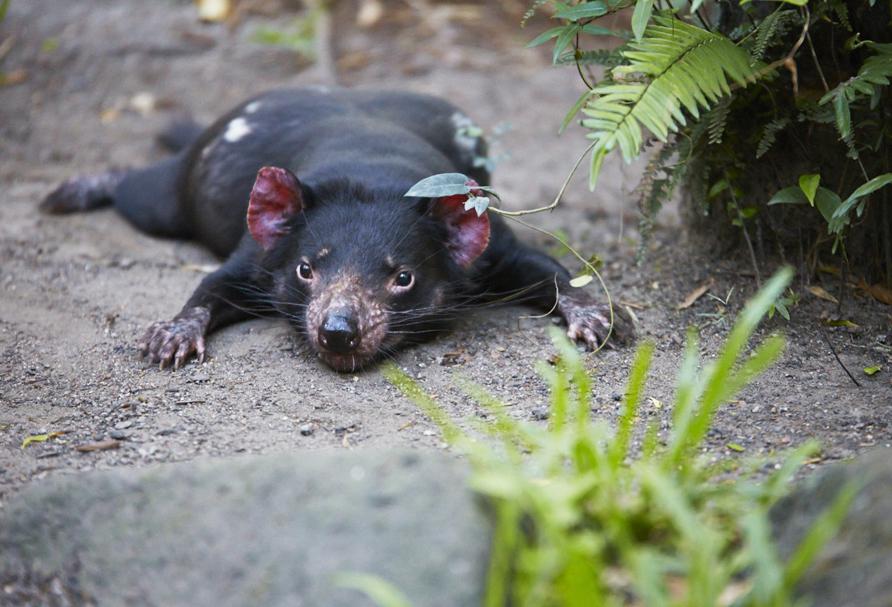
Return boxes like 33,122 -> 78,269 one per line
807,285 -> 839,304
677,278 -> 714,310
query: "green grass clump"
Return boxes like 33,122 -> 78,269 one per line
381,267 -> 856,607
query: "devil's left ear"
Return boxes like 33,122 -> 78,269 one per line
247,166 -> 304,250
431,192 -> 491,269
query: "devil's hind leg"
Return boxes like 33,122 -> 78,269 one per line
41,154 -> 192,239
40,168 -> 128,214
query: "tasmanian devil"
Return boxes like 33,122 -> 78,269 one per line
41,88 -> 630,372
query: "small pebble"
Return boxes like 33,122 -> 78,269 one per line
611,392 -> 623,402
300,424 -> 313,436
531,406 -> 550,421
109,429 -> 128,440
114,420 -> 133,429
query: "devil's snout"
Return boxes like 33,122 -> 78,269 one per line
318,311 -> 361,354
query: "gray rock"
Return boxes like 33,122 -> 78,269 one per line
530,406 -> 549,421
0,450 -> 490,607
773,448 -> 892,607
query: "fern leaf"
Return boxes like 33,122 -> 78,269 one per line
556,48 -> 626,67
706,97 -> 731,145
635,136 -> 692,262
831,0 -> 852,30
819,42 -> 892,156
581,14 -> 761,189
748,10 -> 797,64
522,0 -> 550,27
756,117 -> 790,159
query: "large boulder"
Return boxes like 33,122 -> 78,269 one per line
773,448 -> 892,607
0,450 -> 490,606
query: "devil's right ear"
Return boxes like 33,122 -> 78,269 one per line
247,166 -> 304,250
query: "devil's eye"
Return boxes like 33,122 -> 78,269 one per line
297,262 -> 313,281
394,270 -> 414,289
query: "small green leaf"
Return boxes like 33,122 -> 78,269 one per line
405,173 -> 471,198
0,0 -> 9,23
552,24 -> 581,65
21,431 -> 64,449
727,442 -> 746,452
822,318 -> 859,328
581,23 -> 631,39
844,173 -> 892,202
570,275 -> 594,288
864,365 -> 881,376
708,179 -> 730,199
41,37 -> 60,54
833,173 -> 892,219
739,206 -> 759,219
335,573 -> 413,607
526,26 -> 565,48
772,299 -> 790,321
560,89 -> 595,134
464,195 -> 490,216
814,187 -> 843,224
555,1 -> 608,21
631,0 -> 654,41
798,174 -> 820,206
832,93 -> 852,141
768,186 -> 808,205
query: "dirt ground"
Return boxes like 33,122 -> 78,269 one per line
1,0 -> 890,506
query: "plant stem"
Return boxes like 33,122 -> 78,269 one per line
489,141 -> 596,217
820,329 -> 860,387
805,29 -> 829,92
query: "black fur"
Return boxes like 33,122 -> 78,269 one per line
43,88 -> 623,370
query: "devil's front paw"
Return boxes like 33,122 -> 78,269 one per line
558,294 -> 634,350
138,307 -> 210,370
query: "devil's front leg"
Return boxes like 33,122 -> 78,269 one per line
140,247 -> 260,369
480,223 -> 633,349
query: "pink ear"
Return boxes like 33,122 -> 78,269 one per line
247,166 -> 304,250
433,185 -> 491,268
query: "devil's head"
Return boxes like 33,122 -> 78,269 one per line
247,166 -> 490,372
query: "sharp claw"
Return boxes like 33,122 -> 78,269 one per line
139,312 -> 209,371
583,328 -> 599,349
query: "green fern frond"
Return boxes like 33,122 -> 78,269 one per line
756,117 -> 790,159
706,97 -> 732,145
819,42 -> 892,156
636,136 -> 691,262
797,101 -> 836,125
580,14 -> 761,189
830,0 -> 852,30
522,0 -> 550,27
748,9 -> 798,63
557,48 -> 626,67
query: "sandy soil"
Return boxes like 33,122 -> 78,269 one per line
1,0 -> 890,505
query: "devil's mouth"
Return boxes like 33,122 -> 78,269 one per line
316,349 -> 377,373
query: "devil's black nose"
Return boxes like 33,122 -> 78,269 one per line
319,313 -> 361,354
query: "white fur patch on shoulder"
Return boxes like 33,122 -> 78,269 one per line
244,101 -> 262,114
223,117 -> 252,143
